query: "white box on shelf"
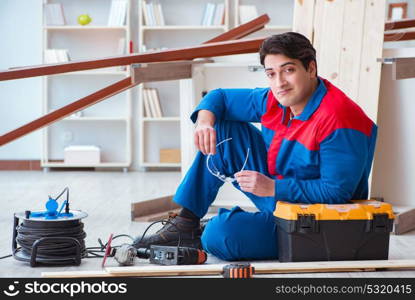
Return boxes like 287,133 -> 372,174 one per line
64,145 -> 101,164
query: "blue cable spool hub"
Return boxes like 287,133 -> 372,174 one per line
29,196 -> 75,220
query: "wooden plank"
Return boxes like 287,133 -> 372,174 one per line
314,0 -> 346,85
36,266 -> 384,278
0,38 -> 266,81
0,77 -> 134,146
311,0 -> 324,63
131,195 -> 180,221
292,0 -> 316,41
133,208 -> 181,222
392,57 -> 415,80
385,18 -> 415,31
0,160 -> 41,170
357,0 -> 386,123
338,0 -> 366,100
42,270 -> 114,278
55,259 -> 415,278
105,259 -> 415,277
393,207 -> 415,235
384,30 -> 415,42
205,14 -> 270,43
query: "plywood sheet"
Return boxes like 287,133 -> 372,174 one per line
292,0 -> 316,41
293,0 -> 386,123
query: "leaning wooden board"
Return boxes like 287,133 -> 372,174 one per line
42,259 -> 415,278
292,0 -> 385,196
293,0 -> 385,124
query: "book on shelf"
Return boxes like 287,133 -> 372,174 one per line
108,0 -> 128,26
156,2 -> 165,26
150,88 -> 163,117
201,3 -> 208,25
213,3 -> 225,26
147,89 -> 158,117
143,1 -> 165,26
239,5 -> 258,24
143,88 -> 152,117
201,3 -> 215,26
143,88 -> 163,118
44,3 -> 66,26
44,49 -> 70,64
148,88 -> 162,118
153,3 -> 161,25
201,3 -> 225,26
142,1 -> 150,25
153,2 -> 165,26
145,2 -> 155,26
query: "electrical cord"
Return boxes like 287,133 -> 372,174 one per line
133,218 -> 183,249
0,233 -> 132,261
0,216 -> 185,262
16,221 -> 87,261
53,187 -> 70,214
85,218 -> 184,258
85,234 -> 134,258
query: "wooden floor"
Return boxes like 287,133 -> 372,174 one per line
0,170 -> 414,278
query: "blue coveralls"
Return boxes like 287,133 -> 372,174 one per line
173,78 -> 377,261
175,120 -> 279,261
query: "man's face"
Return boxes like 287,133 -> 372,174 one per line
264,54 -> 317,113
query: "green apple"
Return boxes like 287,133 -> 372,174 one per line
77,14 -> 92,26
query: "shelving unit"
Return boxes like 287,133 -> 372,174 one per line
137,0 -> 229,169
39,0 -> 294,172
41,0 -> 132,172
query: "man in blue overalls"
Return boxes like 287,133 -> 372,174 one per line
134,32 -> 377,261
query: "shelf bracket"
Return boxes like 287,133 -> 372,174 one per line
377,57 -> 415,80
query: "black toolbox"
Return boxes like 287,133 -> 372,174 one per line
274,200 -> 395,262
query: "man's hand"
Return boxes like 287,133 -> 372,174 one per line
235,171 -> 275,197
195,110 -> 216,155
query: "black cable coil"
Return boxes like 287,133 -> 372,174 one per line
15,218 -> 87,262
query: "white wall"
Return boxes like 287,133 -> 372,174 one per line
0,0 -> 43,159
371,48 -> 415,206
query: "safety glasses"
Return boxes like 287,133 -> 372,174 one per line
206,138 -> 250,183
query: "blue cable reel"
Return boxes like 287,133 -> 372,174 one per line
12,187 -> 88,267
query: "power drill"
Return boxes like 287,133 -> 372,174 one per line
102,235 -> 207,267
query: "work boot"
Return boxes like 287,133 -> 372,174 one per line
132,213 -> 202,249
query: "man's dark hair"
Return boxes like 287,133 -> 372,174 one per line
259,32 -> 317,73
